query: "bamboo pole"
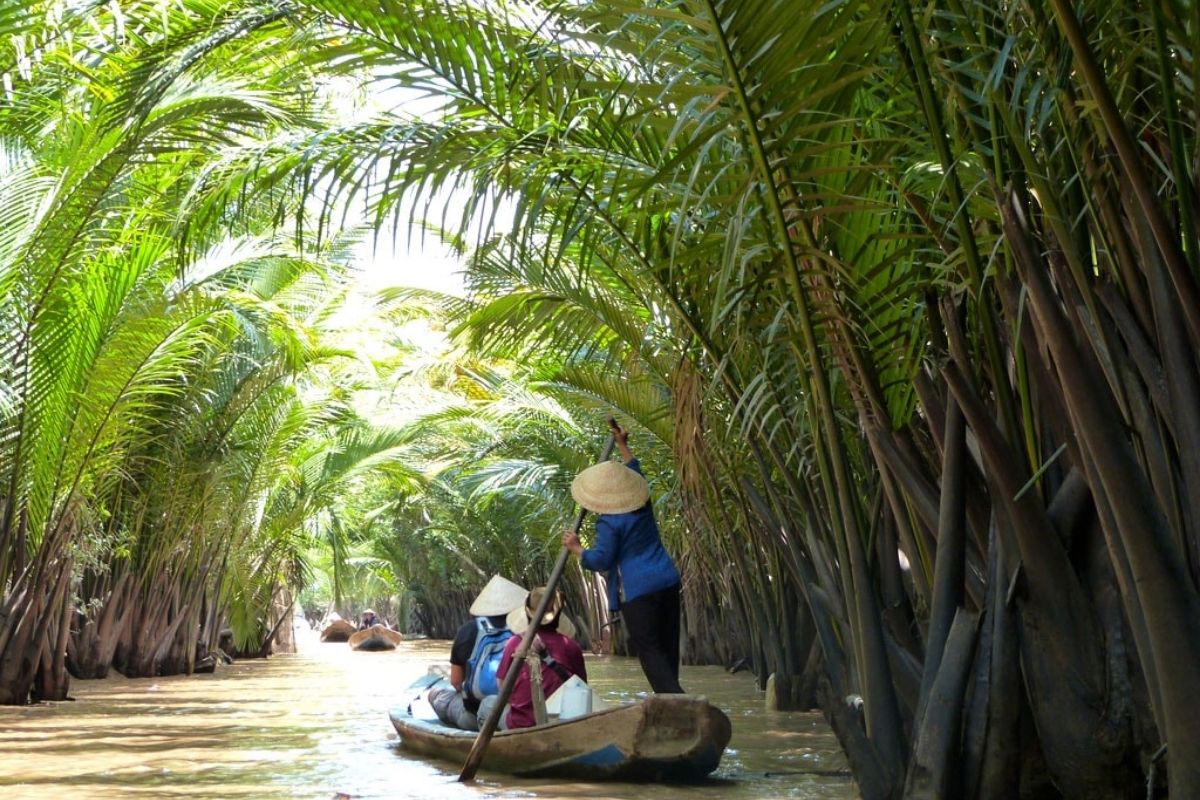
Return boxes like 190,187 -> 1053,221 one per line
459,420 -> 617,782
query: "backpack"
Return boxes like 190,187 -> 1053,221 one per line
463,617 -> 511,701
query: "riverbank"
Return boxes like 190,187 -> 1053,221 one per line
0,633 -> 853,799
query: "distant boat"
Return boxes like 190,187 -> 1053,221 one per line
349,624 -> 403,651
320,619 -> 358,643
389,694 -> 732,781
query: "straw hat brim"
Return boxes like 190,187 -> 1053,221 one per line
506,605 -> 577,638
571,461 -> 650,515
469,574 -> 528,616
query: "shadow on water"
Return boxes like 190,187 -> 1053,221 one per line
0,631 -> 856,799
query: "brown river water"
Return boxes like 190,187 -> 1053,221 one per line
0,630 -> 855,799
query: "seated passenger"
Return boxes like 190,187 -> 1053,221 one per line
428,574 -> 527,730
493,587 -> 587,730
359,609 -> 383,630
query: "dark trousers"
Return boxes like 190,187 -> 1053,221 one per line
622,583 -> 684,693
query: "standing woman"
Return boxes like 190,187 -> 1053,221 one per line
562,424 -> 684,694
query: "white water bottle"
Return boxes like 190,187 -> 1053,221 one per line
559,678 -> 593,719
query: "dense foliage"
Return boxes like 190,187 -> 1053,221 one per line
0,0 -> 411,694
265,2 -> 1200,797
5,2 -> 1200,798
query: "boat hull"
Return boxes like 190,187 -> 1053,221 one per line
389,695 -> 731,781
349,624 -> 402,651
320,619 -> 357,643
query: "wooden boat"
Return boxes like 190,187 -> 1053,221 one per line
320,619 -> 358,643
349,624 -> 402,651
389,694 -> 732,781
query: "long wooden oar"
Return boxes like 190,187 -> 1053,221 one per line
458,419 -> 618,782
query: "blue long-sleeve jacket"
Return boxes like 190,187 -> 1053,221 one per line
579,459 -> 680,611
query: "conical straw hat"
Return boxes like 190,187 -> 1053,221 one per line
571,461 -> 650,514
469,574 -> 528,616
506,587 -> 577,638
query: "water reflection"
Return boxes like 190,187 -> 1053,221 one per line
0,631 -> 854,799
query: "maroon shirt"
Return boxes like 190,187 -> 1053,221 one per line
496,627 -> 587,729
